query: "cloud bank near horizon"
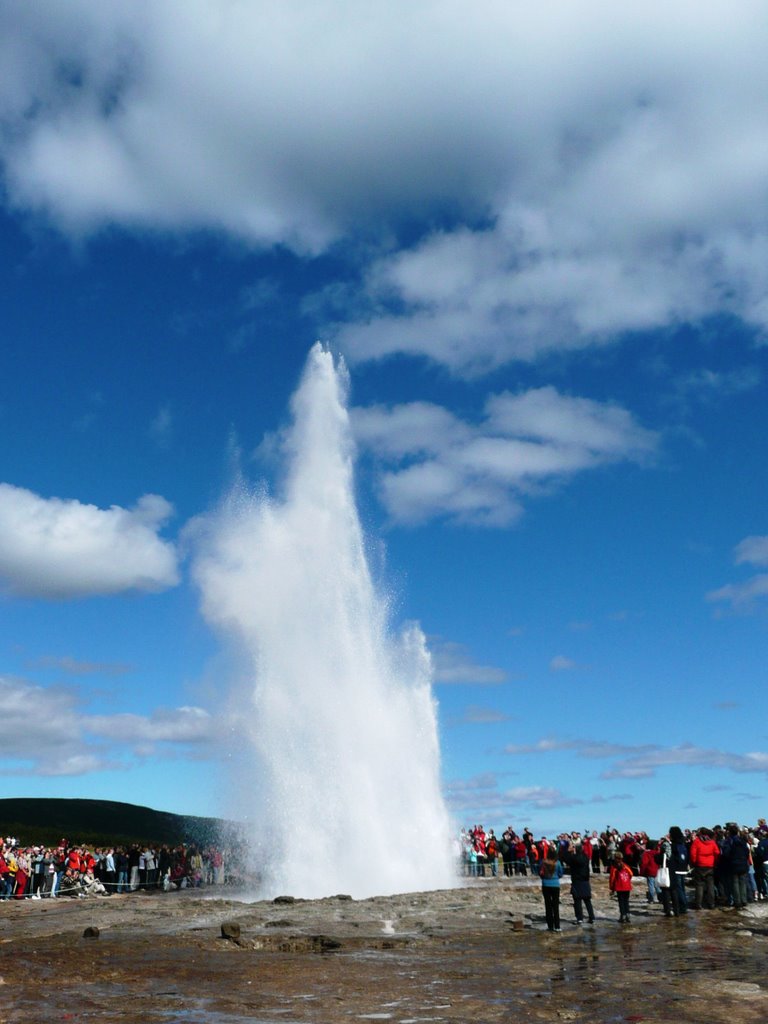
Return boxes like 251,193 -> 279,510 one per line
2,1 -> 768,373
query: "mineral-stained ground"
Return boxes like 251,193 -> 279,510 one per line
1,876 -> 766,1023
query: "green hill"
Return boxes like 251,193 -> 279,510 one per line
0,798 -> 231,848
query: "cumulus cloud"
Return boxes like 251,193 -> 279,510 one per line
0,674 -> 218,776
1,3 -> 767,370
0,675 -> 87,766
0,483 -> 179,598
353,387 -> 656,525
707,533 -> 768,611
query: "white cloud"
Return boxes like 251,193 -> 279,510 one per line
0,676 -> 86,762
353,388 -> 656,525
86,706 -> 213,744
601,744 -> 768,780
445,773 -> 629,814
0,483 -> 179,598
549,655 -> 577,672
429,638 -> 507,685
675,367 -> 762,400
503,733 -> 768,781
459,705 -> 511,725
735,535 -> 768,567
1,3 -> 767,369
707,534 -> 768,611
0,674 -> 218,776
149,403 -> 173,449
32,655 -> 132,676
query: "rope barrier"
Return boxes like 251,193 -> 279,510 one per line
1,876 -> 234,900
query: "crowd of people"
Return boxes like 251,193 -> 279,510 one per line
0,836 -> 236,900
461,820 -> 768,931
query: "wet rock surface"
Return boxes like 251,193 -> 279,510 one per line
1,878 -> 767,1022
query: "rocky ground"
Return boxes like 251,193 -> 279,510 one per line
1,875 -> 766,1022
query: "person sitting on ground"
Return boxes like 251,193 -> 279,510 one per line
81,870 -> 109,897
58,868 -> 83,898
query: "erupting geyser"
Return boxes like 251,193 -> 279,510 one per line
193,344 -> 456,898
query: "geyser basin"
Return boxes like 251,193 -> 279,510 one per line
193,344 -> 455,898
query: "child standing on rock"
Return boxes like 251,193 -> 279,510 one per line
540,854 -> 564,931
609,851 -> 634,923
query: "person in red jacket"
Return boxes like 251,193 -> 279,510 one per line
690,827 -> 720,909
639,840 -> 660,904
66,848 -> 82,876
609,852 -> 634,923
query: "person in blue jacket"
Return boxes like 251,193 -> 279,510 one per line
540,854 -> 564,932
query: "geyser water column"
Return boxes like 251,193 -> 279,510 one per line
193,344 -> 456,898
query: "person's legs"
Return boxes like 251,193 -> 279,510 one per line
543,888 -> 560,930
659,886 -> 673,916
573,894 -> 584,922
733,872 -> 748,908
584,896 -> 595,923
694,869 -> 704,909
618,891 -> 631,921
552,889 -> 560,930
703,868 -> 715,909
543,888 -> 554,930
746,867 -> 756,902
671,874 -> 687,914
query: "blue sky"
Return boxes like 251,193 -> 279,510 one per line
1,1 -> 767,837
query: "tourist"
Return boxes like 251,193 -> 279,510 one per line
721,823 -> 750,909
129,845 -> 141,890
13,848 -> 30,900
102,848 -> 116,891
753,831 -> 768,900
500,830 -> 514,877
58,868 -> 82,898
82,870 -> 109,897
562,839 -> 595,925
638,840 -> 660,904
609,851 -> 633,923
486,831 -> 499,877
690,828 -> 719,910
655,837 -> 674,917
667,826 -> 689,916
0,848 -> 11,900
539,854 -> 564,932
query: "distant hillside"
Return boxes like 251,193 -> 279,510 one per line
0,798 -> 232,848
